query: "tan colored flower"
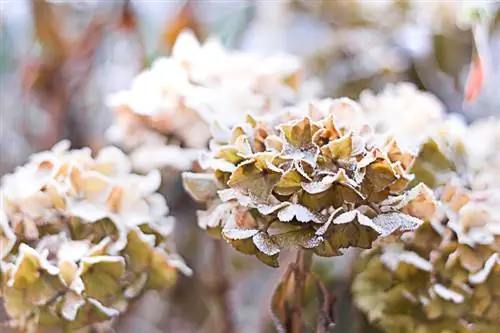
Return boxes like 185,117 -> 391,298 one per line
184,99 -> 434,266
353,182 -> 500,333
0,141 -> 190,332
107,30 -> 320,173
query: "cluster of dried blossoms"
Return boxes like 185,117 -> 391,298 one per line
358,83 -> 469,189
0,141 -> 190,332
183,98 -> 436,266
465,118 -> 500,190
351,84 -> 500,332
352,181 -> 500,332
107,30 -> 320,173
359,83 -> 447,152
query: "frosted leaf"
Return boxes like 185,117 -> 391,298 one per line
0,211 -> 16,259
182,172 -> 218,202
217,188 -> 253,206
58,241 -> 90,263
380,244 -> 432,272
256,202 -> 289,215
210,121 -> 231,143
333,211 -> 357,224
315,208 -> 343,235
277,204 -> 318,223
399,252 -> 432,272
124,273 -> 148,299
371,213 -> 422,236
301,177 -> 334,194
469,253 -> 499,284
253,232 -> 280,256
94,146 -> 132,176
68,199 -> 110,222
432,284 -> 464,303
147,193 -> 169,218
167,254 -> 193,277
87,298 -> 120,318
273,229 -> 322,249
197,203 -> 233,229
133,169 -> 162,196
234,135 -> 253,157
61,292 -> 86,321
222,228 -> 259,240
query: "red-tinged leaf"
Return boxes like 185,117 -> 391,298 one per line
464,55 -> 484,104
118,0 -> 137,32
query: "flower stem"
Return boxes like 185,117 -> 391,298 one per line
291,249 -> 313,333
212,239 -> 236,333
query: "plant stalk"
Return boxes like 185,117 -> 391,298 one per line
291,249 -> 313,333
212,239 -> 236,333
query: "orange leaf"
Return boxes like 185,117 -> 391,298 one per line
161,1 -> 204,52
464,56 -> 484,104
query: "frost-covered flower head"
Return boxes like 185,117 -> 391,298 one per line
0,141 -> 190,332
359,83 -> 448,153
353,181 -> 500,333
107,30 -> 321,173
465,118 -> 500,190
183,99 -> 435,266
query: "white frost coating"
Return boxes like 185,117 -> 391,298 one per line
277,204 -> 318,223
381,244 -> 432,272
222,228 -> 259,240
253,232 -> 280,256
87,298 -> 120,317
61,292 -> 86,321
432,284 -> 464,303
469,253 -> 499,285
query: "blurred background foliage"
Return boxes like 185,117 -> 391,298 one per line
0,1 -> 499,332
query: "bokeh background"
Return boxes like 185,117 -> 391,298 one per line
1,1 -> 499,332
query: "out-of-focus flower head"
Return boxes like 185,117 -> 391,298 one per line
0,140 -> 190,332
183,99 -> 436,267
353,181 -> 500,333
359,83 -> 447,152
359,83 -> 470,189
107,30 -> 321,173
465,118 -> 500,190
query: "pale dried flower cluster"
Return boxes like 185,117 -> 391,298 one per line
183,98 -> 436,266
351,84 -> 500,332
107,30 -> 321,173
465,118 -> 500,190
353,181 -> 500,332
0,141 -> 190,332
359,83 -> 447,152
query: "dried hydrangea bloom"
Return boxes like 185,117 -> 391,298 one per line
353,181 -> 500,333
359,83 -> 447,152
107,30 -> 320,173
357,83 -> 472,189
0,141 -> 190,332
183,99 -> 435,266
